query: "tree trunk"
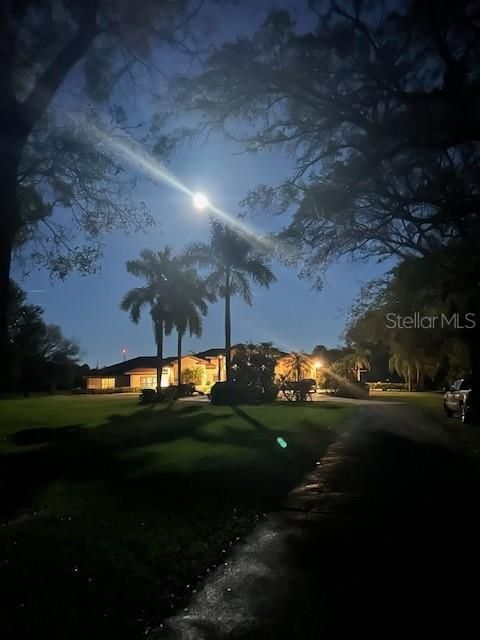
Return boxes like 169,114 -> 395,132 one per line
0,8 -> 100,355
177,331 -> 183,388
417,365 -> 424,391
0,221 -> 14,350
0,146 -> 22,374
155,319 -> 164,395
225,271 -> 231,382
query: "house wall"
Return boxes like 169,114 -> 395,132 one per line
129,368 -> 171,389
202,356 -> 226,384
87,377 -> 103,390
170,355 -> 226,390
86,375 -> 129,389
87,354 -> 228,392
171,356 -> 207,385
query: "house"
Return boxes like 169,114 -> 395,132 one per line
86,351 -> 226,393
86,348 -> 321,393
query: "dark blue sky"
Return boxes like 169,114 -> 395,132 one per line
13,0 -> 394,367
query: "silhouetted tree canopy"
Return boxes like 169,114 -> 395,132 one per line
175,0 -> 480,282
175,0 -> 480,390
0,0 -> 204,346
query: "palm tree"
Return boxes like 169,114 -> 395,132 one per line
183,220 -> 276,380
388,344 -> 438,391
163,267 -> 214,389
121,248 -> 175,393
351,347 -> 371,382
121,248 -> 213,395
333,348 -> 371,382
283,351 -> 313,382
389,351 -> 416,391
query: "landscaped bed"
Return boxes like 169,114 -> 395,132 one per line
0,395 -> 354,639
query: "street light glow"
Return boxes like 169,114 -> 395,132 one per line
193,192 -> 209,210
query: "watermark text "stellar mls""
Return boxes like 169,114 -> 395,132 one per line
385,312 -> 476,329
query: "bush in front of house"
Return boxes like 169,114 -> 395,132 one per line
368,382 -> 408,392
139,388 -> 162,404
332,380 -> 370,399
85,387 -> 141,395
279,378 -> 315,401
162,384 -> 196,399
210,382 -> 264,405
262,383 -> 279,402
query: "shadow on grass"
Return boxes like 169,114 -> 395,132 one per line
0,404 -> 229,520
231,405 -> 268,430
269,427 -> 480,637
0,403 -> 336,520
0,403 -> 339,640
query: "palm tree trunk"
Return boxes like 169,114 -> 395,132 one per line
225,270 -> 231,382
177,331 -> 183,388
155,318 -> 164,395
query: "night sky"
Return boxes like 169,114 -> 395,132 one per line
13,0 -> 393,368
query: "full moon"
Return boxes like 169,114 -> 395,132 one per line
193,192 -> 209,210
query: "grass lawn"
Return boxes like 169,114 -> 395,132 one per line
371,390 -> 480,457
370,390 -> 447,423
0,395 -> 354,639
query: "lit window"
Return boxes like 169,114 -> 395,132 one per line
101,378 -> 115,389
140,376 -> 157,388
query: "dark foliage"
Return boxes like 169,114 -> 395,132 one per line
210,382 -> 264,405
2,281 -> 83,392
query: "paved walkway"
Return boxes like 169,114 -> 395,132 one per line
155,403 -> 480,638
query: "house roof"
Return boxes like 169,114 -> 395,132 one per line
89,346 -> 290,378
90,356 -> 172,377
195,348 -> 225,358
89,354 -> 209,377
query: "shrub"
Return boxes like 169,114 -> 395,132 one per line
162,384 -> 196,399
210,382 -> 263,405
262,383 -> 279,403
279,379 -> 315,401
139,388 -> 161,404
85,387 -> 141,395
332,380 -> 370,399
368,382 -> 408,392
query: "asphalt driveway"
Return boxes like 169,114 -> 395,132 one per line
155,403 -> 480,638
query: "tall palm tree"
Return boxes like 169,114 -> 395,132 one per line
121,248 -> 175,393
121,248 -> 213,394
163,267 -> 214,388
183,220 -> 276,380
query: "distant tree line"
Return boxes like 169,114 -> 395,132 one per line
3,282 -> 87,394
344,256 -> 471,390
